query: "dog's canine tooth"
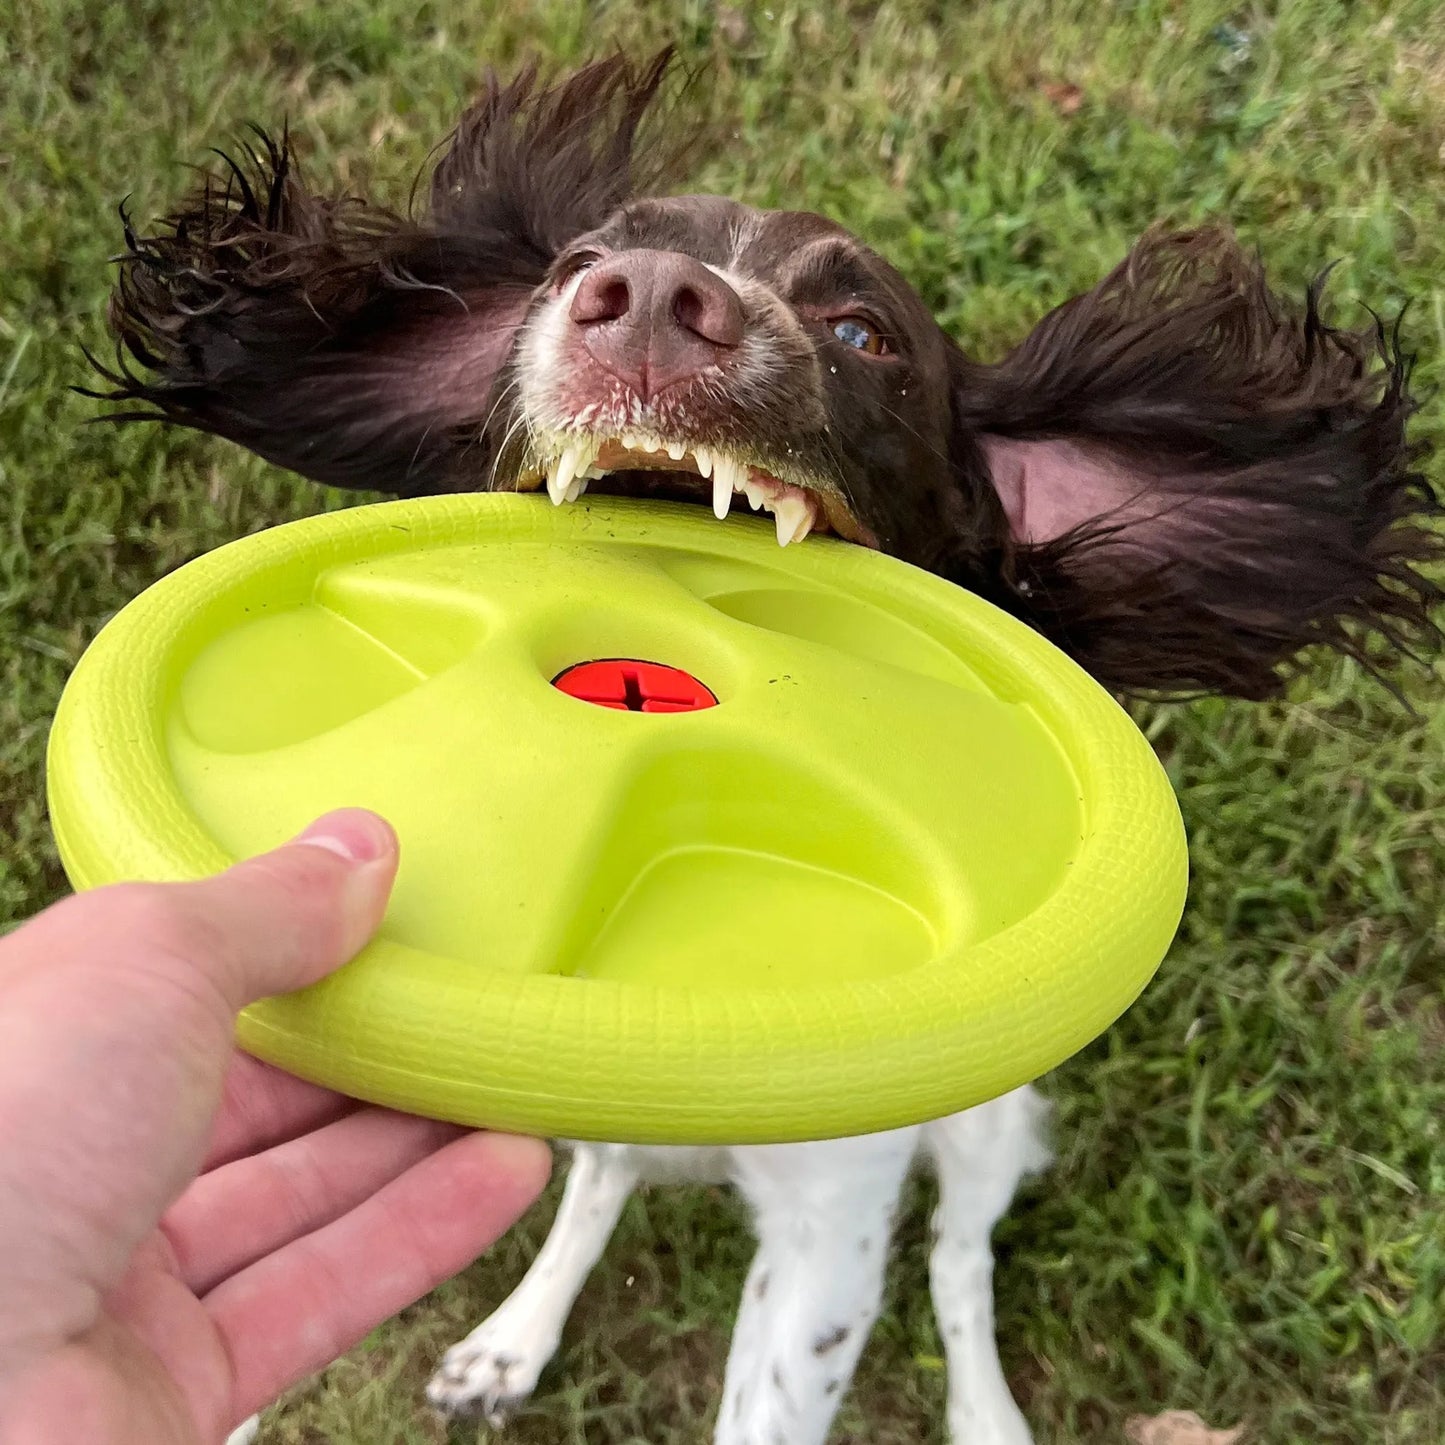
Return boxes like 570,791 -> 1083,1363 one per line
547,450 -> 575,506
771,493 -> 811,546
712,470 -> 733,520
547,439 -> 596,505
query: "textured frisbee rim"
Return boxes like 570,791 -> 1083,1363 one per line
47,494 -> 1188,1144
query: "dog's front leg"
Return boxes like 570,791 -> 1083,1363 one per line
427,1141 -> 638,1425
924,1087 -> 1051,1445
716,1128 -> 918,1445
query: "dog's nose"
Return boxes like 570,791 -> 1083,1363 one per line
569,249 -> 745,400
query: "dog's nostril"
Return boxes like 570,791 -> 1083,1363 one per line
672,281 -> 744,348
571,271 -> 631,326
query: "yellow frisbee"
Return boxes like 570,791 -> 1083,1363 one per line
47,494 -> 1187,1144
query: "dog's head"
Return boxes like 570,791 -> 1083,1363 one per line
97,51 -> 1441,698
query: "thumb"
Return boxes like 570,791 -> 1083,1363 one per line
165,809 -> 401,1012
0,811 -> 400,1370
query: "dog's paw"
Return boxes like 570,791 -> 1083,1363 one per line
425,1327 -> 553,1427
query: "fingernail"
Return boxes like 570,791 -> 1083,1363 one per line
290,809 -> 397,865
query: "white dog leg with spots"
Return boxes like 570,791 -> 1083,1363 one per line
427,1142 -> 639,1424
716,1127 -> 919,1445
924,1087 -> 1051,1445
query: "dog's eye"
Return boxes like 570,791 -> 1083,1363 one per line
831,316 -> 889,356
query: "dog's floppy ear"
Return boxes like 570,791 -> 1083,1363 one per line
950,229 -> 1442,699
431,47 -> 679,264
91,51 -> 679,494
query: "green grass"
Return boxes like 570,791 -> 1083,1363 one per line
4,1 -> 1444,1441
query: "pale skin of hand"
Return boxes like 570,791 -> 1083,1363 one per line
0,809 -> 553,1444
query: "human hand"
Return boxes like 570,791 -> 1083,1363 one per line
0,810 -> 551,1444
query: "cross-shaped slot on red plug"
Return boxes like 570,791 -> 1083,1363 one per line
552,660 -> 718,714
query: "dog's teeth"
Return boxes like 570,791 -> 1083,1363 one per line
694,446 -> 713,479
547,440 -> 596,505
715,455 -> 749,507
712,469 -> 733,520
772,494 -> 811,547
565,474 -> 588,503
665,440 -> 686,461
547,449 -> 577,505
742,480 -> 766,511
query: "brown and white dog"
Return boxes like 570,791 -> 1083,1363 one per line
96,51 -> 1440,1445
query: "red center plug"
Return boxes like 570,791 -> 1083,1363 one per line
552,659 -> 718,714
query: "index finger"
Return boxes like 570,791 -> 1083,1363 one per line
207,1131 -> 552,1421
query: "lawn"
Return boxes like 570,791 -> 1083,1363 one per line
3,1 -> 1443,1441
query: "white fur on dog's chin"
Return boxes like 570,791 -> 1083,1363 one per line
428,1087 -> 1051,1444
